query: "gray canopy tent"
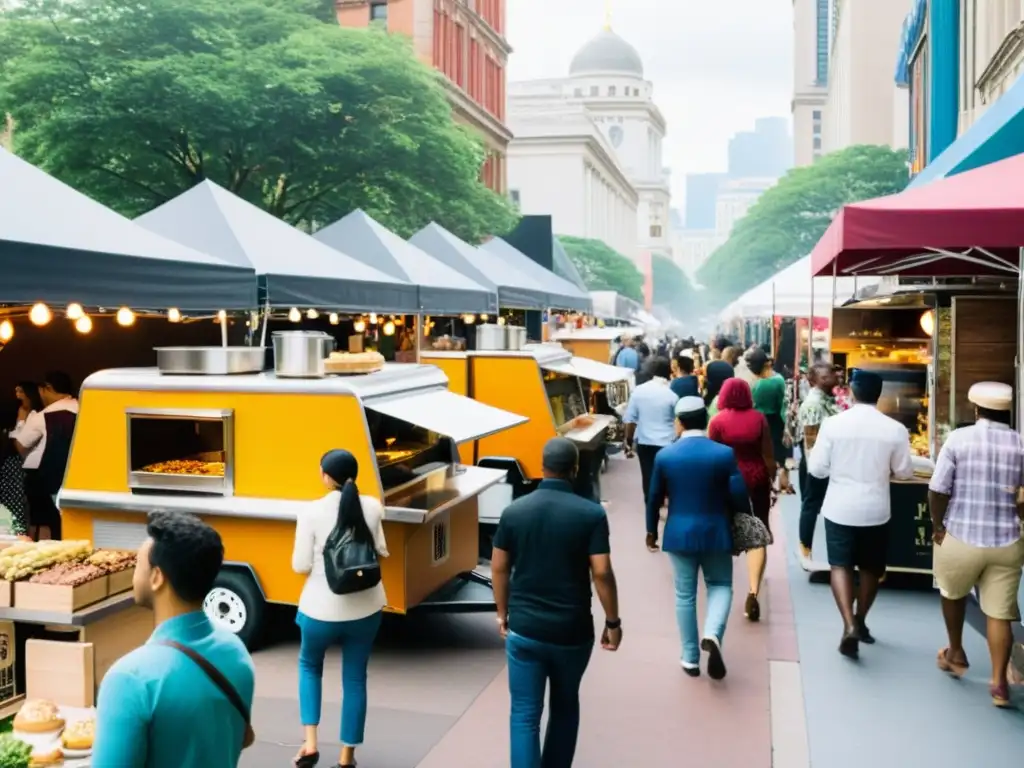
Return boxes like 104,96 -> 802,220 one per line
136,181 -> 418,313
409,223 -> 548,311
0,149 -> 256,310
313,210 -> 497,315
481,238 -> 592,312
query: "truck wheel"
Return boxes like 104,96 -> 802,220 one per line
204,570 -> 265,649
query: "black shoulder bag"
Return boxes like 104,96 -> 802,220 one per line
323,524 -> 381,596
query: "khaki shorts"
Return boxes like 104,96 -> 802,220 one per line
933,533 -> 1024,621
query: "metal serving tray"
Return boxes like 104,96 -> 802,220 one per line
155,346 -> 266,376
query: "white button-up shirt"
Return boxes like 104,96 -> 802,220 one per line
808,403 -> 914,527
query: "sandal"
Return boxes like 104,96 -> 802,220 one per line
936,648 -> 969,678
990,682 -> 1011,708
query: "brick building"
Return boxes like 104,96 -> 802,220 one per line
335,0 -> 512,194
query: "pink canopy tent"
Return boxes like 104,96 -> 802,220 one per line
811,153 -> 1024,278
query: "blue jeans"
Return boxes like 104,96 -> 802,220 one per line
297,611 -> 382,746
506,631 -> 593,768
666,551 -> 733,665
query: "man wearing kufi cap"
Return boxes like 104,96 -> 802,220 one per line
929,380 -> 1024,708
807,369 -> 915,659
645,395 -> 747,679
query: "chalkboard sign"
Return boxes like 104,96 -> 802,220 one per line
886,481 -> 933,572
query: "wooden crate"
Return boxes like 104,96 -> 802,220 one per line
14,576 -> 109,613
106,569 -> 133,596
0,581 -> 11,609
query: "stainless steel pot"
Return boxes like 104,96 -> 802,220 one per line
505,326 -> 527,350
155,346 -> 266,375
272,331 -> 334,378
476,324 -> 506,351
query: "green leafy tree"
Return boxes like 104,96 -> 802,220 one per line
697,144 -> 908,308
651,253 -> 696,320
557,236 -> 643,302
0,0 -> 518,241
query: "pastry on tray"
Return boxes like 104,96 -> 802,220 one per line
29,747 -> 63,766
324,350 -> 386,374
13,699 -> 64,733
62,717 -> 95,750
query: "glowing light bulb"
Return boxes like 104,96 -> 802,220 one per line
369,313 -> 378,325
306,309 -> 319,320
288,308 -> 301,323
383,321 -> 395,336
394,316 -> 404,326
66,303 -> 84,320
29,303 -> 52,326
480,314 -> 489,321
497,316 -> 506,326
463,314 -> 476,324
353,319 -> 366,333
0,320 -> 13,342
217,310 -> 227,323
919,310 -> 935,337
116,307 -> 135,327
168,308 -> 182,323
329,313 -> 339,325
74,315 -> 93,334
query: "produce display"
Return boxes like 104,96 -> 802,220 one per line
0,542 -> 91,582
140,459 -> 225,476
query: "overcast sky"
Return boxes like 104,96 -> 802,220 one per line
506,0 -> 793,203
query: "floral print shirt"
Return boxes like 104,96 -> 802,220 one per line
796,387 -> 839,442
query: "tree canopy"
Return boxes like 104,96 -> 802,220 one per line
651,253 -> 695,320
697,145 -> 908,309
0,0 -> 518,241
557,236 -> 643,302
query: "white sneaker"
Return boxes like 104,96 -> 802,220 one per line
680,660 -> 700,677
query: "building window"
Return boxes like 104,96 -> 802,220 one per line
589,86 -> 599,96
813,136 -> 821,149
370,0 -> 387,22
573,88 -> 582,97
649,225 -> 662,238
608,86 -> 616,96
815,0 -> 828,85
812,109 -> 822,120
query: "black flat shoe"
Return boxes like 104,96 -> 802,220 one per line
294,752 -> 319,768
856,619 -> 875,645
681,663 -> 700,678
700,637 -> 727,680
839,631 -> 859,659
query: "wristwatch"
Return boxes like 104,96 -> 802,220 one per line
605,618 -> 621,630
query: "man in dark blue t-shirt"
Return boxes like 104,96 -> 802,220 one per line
670,353 -> 700,398
492,438 -> 622,768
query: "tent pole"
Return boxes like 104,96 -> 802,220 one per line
416,313 -> 422,363
808,273 -> 814,364
830,259 -> 838,358
258,301 -> 271,348
220,313 -> 228,347
1018,248 -> 1023,431
771,281 -> 776,356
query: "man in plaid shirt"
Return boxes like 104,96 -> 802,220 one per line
929,381 -> 1024,708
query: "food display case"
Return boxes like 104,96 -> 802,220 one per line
56,350 -> 529,648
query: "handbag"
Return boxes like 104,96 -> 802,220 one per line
159,640 -> 255,749
323,526 -> 381,596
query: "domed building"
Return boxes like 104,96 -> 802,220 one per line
507,25 -> 673,264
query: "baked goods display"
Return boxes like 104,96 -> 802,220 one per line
61,717 -> 94,751
87,549 -> 136,574
324,350 -> 385,375
140,459 -> 226,476
29,563 -> 105,587
0,541 -> 92,581
426,335 -> 466,351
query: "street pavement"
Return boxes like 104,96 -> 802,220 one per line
241,457 -> 1024,767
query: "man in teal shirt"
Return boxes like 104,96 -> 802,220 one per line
93,511 -> 255,767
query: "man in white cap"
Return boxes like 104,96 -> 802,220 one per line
645,396 -> 746,679
929,381 -> 1024,708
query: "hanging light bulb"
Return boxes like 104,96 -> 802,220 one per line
29,303 -> 52,326
919,309 -> 935,337
353,319 -> 366,333
216,310 -> 227,323
394,316 -> 404,326
116,307 -> 136,327
288,308 -> 301,323
383,321 -> 396,336
480,314 -> 489,321
74,315 -> 93,334
329,313 -> 339,325
66,303 -> 84,321
463,314 -> 477,324
306,309 -> 319,320
0,320 -> 13,342
497,316 -> 507,326
369,313 -> 378,325
167,308 -> 182,323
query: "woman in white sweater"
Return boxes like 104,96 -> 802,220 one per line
291,449 -> 389,768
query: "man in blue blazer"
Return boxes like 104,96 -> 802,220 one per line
645,396 -> 748,679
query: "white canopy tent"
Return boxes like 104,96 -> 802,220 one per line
718,254 -> 884,322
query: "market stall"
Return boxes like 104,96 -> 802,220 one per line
55,343 -> 528,647
551,325 -> 642,364
481,237 -> 593,314
806,152 -> 1024,576
421,339 -> 630,553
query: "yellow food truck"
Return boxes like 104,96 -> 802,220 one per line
57,346 -> 527,647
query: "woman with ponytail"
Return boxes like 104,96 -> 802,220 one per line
291,449 -> 389,768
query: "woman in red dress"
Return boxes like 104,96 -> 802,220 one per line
708,379 -> 775,622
